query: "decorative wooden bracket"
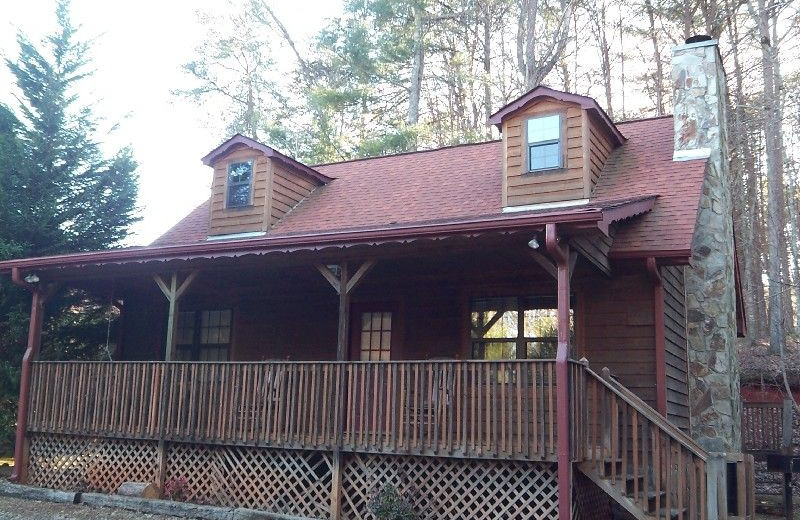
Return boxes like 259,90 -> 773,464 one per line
316,260 -> 376,361
153,271 -> 199,361
530,244 -> 577,280
316,260 -> 375,295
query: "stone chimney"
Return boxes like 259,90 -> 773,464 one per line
672,36 -> 741,452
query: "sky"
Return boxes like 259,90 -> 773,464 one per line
0,0 -> 343,246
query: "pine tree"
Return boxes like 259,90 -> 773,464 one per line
0,0 -> 140,453
4,0 -> 139,256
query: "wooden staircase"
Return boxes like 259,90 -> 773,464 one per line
569,363 -> 755,520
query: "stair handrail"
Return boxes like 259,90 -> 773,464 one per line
578,362 -> 709,460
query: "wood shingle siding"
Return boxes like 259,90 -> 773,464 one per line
661,265 -> 690,430
209,145 -> 270,236
503,100 -> 586,207
207,144 -> 321,236
501,98 -> 621,208
270,164 -> 317,224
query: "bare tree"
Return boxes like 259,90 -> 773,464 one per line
516,0 -> 576,89
747,0 -> 788,354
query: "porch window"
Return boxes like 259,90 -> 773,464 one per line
175,309 -> 232,361
360,312 -> 392,361
226,160 -> 253,208
526,115 -> 562,171
470,296 -> 573,360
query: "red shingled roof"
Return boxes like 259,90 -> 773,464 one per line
153,116 -> 706,258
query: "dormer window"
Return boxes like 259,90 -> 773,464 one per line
526,114 -> 562,171
226,160 -> 253,208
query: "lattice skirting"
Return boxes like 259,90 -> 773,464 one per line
341,453 -> 559,520
28,434 -> 560,520
165,442 -> 333,519
28,433 -> 159,493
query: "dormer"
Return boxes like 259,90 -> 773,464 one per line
488,86 -> 625,210
200,135 -> 333,239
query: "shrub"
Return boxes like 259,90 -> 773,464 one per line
368,484 -> 418,520
163,476 -> 189,501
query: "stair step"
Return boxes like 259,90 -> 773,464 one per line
652,507 -> 687,519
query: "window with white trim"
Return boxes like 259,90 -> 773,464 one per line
526,115 -> 562,171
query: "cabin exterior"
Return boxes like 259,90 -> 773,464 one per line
0,38 -> 754,519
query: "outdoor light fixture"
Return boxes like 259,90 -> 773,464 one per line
527,235 -> 540,249
23,274 -> 40,284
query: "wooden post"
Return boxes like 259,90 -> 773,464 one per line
646,257 -> 668,417
337,263 -> 350,361
782,399 -> 794,520
330,450 -> 343,520
546,223 -> 572,520
706,453 -> 728,520
10,287 -> 45,483
154,271 -> 198,361
782,398 -> 793,452
315,260 -> 374,520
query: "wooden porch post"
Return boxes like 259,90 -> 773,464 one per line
316,260 -> 374,520
647,257 -> 668,417
546,223 -> 572,520
10,282 -> 45,483
153,271 -> 198,361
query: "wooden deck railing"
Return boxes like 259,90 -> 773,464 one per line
742,400 -> 794,453
28,360 -> 559,461
571,362 -> 754,519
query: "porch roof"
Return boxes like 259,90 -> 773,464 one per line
0,195 -> 654,275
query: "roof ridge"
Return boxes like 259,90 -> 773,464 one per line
311,139 -> 500,168
616,114 -> 673,124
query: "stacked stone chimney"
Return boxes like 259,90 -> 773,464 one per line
672,37 -> 741,451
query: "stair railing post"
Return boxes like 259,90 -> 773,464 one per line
706,453 -> 727,520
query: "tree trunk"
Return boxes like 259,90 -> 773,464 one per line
407,4 -> 426,128
749,0 -> 785,354
644,0 -> 665,115
482,0 -> 492,137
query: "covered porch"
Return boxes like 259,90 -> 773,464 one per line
3,213 -> 751,519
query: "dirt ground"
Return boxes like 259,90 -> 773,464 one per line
0,495 -> 182,520
756,494 -> 800,520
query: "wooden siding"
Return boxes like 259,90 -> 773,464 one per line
585,113 -> 614,192
578,272 -> 657,409
209,145 -> 271,236
661,265 -> 690,430
503,99 -> 585,207
270,163 -> 317,225
208,144 -> 320,237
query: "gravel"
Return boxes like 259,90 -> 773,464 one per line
0,495 -> 183,519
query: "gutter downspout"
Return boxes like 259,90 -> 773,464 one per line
647,257 -> 668,417
9,267 -> 45,483
546,223 -> 572,520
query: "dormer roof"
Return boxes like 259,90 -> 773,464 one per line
201,133 -> 334,184
488,86 -> 626,146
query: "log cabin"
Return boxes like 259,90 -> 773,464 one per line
0,36 -> 754,519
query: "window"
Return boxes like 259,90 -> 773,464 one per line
359,311 -> 392,361
470,296 -> 573,360
226,160 -> 253,208
175,309 -> 232,361
526,114 -> 562,171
